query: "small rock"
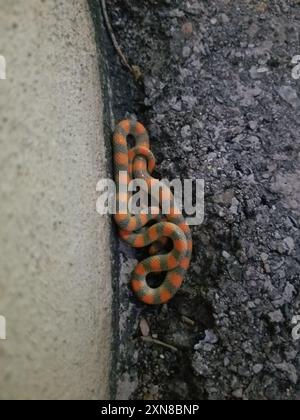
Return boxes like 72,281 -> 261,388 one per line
222,251 -> 231,260
257,66 -> 269,74
282,282 -> 296,303
182,141 -> 193,152
182,95 -> 198,108
250,66 -> 259,79
220,13 -> 230,24
183,46 -> 191,58
249,121 -> 258,131
276,362 -> 298,385
283,236 -> 295,254
278,86 -> 300,109
248,135 -> 260,148
204,330 -> 219,344
224,357 -> 230,367
253,364 -> 264,374
232,389 -> 243,399
230,198 -> 239,215
268,310 -> 284,323
168,9 -> 185,18
247,243 -> 256,258
140,318 -> 150,337
261,253 -> 269,262
181,125 -> 191,137
170,97 -> 182,112
204,343 -> 214,352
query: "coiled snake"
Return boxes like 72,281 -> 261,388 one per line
113,119 -> 193,305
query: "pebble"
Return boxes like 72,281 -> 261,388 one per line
221,13 -> 230,24
276,363 -> 298,385
232,389 -> 243,399
283,237 -> 294,254
182,95 -> 198,108
278,86 -> 300,108
248,121 -> 258,130
204,330 -> 219,344
181,125 -> 192,137
268,310 -> 284,323
222,251 -> 231,260
230,198 -> 239,215
253,364 -> 264,374
140,318 -> 150,337
183,46 -> 191,58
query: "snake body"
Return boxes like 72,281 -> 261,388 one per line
113,119 -> 193,305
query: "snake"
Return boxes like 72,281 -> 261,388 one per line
113,119 -> 193,305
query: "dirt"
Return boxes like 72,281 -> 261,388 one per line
89,0 -> 300,400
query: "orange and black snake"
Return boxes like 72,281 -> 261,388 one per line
113,119 -> 193,305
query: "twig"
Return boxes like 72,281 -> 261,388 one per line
100,0 -> 133,74
181,315 -> 195,326
141,336 -> 178,352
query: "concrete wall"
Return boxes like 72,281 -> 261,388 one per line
0,0 -> 112,400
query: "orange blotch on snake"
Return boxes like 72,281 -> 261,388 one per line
119,120 -> 130,132
167,254 -> 178,269
114,153 -> 127,166
131,279 -> 142,292
127,218 -> 137,232
169,273 -> 183,288
148,228 -> 159,242
139,214 -> 149,225
160,288 -> 172,303
119,230 -> 130,241
150,258 -> 161,272
136,264 -> 147,276
174,239 -> 186,253
142,294 -> 155,305
134,236 -> 145,248
114,133 -> 126,145
134,161 -> 144,172
163,224 -> 174,236
179,257 -> 190,270
128,149 -> 135,160
135,122 -> 146,135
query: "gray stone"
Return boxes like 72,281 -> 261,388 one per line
232,389 -> 243,399
268,310 -> 284,323
204,330 -> 219,344
249,121 -> 258,130
181,125 -> 192,138
283,237 -> 295,254
278,86 -> 300,108
183,46 -> 191,58
276,363 -> 298,385
253,364 -> 264,374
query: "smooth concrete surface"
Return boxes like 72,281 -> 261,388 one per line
0,0 -> 112,399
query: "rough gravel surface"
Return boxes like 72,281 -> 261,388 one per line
92,0 -> 300,400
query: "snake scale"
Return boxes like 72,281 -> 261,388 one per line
113,119 -> 193,305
